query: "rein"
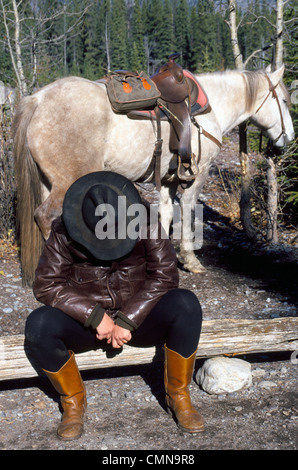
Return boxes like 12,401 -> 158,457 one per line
255,74 -> 286,146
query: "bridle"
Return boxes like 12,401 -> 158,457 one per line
254,74 -> 286,147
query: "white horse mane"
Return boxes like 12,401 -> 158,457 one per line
197,68 -> 291,114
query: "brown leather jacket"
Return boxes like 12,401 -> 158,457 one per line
33,217 -> 179,331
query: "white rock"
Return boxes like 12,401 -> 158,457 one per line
258,380 -> 278,390
196,356 -> 252,395
2,308 -> 13,314
252,367 -> 266,378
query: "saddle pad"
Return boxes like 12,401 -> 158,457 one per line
183,70 -> 209,115
106,72 -> 161,113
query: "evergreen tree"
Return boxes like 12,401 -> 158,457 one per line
2,0 -> 294,88
239,0 -> 275,69
93,0 -> 112,76
259,0 -> 275,67
141,0 -> 155,73
131,0 -> 146,70
279,0 -> 298,219
145,0 -> 166,69
160,0 -> 175,61
175,0 -> 191,68
83,9 -> 100,80
217,10 -> 234,70
0,16 -> 14,84
39,0 -> 66,78
68,18 -> 85,77
110,0 -> 129,69
188,6 -> 200,72
195,0 -> 218,72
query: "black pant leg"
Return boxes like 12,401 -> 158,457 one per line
129,288 -> 202,357
25,288 -> 202,372
25,306 -> 99,372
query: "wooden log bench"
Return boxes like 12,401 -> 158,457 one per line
0,317 -> 297,381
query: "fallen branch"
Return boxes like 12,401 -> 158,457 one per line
0,317 -> 297,381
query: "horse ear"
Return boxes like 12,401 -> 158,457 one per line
265,64 -> 271,72
270,65 -> 285,86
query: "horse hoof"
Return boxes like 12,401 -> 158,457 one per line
183,262 -> 207,274
190,266 -> 207,274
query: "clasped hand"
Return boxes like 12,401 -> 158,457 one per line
95,313 -> 132,348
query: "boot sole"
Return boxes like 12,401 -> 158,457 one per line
57,430 -> 83,441
178,423 -> 205,434
167,406 -> 205,434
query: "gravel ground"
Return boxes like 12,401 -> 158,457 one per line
0,132 -> 297,452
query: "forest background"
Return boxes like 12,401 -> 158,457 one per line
0,0 -> 297,239
0,0 -> 297,84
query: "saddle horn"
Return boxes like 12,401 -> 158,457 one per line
157,53 -> 184,84
168,52 -> 181,62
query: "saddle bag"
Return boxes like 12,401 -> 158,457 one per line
106,71 -> 161,113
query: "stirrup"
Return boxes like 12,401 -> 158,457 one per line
177,154 -> 198,182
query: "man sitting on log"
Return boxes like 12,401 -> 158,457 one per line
25,171 -> 204,441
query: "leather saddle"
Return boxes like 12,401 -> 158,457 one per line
101,53 -> 210,189
129,54 -> 209,164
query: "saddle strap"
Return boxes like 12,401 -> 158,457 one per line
191,116 -> 222,149
139,106 -> 163,190
167,101 -> 192,160
153,106 -> 163,191
201,128 -> 222,148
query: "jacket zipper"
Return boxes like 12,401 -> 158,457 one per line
106,274 -> 116,308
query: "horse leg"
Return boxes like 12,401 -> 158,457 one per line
159,181 -> 179,235
179,140 -> 220,273
34,186 -> 66,239
179,179 -> 207,273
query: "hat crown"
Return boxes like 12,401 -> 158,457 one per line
82,185 -> 119,236
62,171 -> 142,260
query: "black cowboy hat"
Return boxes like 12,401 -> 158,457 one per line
62,171 -> 142,260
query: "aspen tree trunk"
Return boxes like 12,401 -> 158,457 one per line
228,0 -> 258,239
1,0 -> 27,96
228,0 -> 244,70
265,0 -> 285,244
105,14 -> 111,72
239,150 -> 259,239
12,0 -> 28,96
273,0 -> 284,71
264,0 -> 285,244
266,156 -> 278,244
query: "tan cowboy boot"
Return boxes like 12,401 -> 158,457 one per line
164,345 -> 204,433
43,351 -> 86,441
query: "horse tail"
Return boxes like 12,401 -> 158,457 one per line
12,96 -> 43,286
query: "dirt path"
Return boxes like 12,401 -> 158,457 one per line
0,131 -> 297,451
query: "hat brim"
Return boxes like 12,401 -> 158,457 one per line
62,171 -> 142,260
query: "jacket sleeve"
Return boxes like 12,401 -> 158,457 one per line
33,220 -> 102,325
116,235 -> 179,330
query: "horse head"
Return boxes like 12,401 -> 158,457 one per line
249,66 -> 295,147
